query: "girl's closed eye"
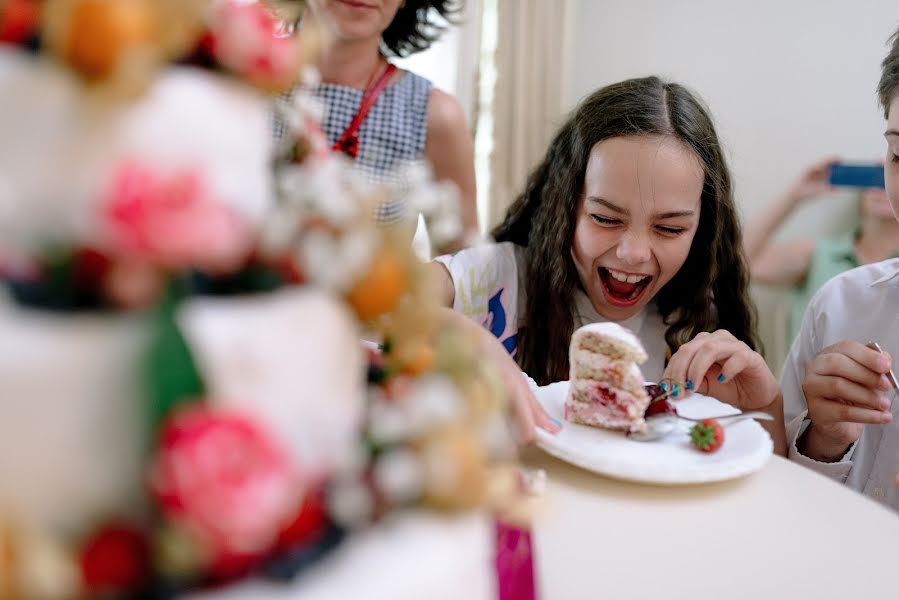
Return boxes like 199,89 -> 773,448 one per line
655,224 -> 686,236
590,215 -> 621,226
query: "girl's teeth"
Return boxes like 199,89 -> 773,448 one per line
607,269 -> 646,284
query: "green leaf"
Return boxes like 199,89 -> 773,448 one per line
144,281 -> 205,439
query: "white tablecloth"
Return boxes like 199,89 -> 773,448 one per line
527,450 -> 899,600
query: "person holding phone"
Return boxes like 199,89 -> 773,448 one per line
743,157 -> 899,344
780,28 -> 899,511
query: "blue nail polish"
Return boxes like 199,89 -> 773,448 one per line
550,418 -> 562,428
717,374 -> 726,382
672,389 -> 680,397
686,380 -> 694,391
660,382 -> 668,391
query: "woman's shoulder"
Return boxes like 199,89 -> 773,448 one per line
424,87 -> 468,139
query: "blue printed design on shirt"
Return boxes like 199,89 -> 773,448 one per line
486,288 -> 517,356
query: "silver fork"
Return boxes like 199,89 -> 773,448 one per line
628,411 -> 773,442
867,341 -> 899,394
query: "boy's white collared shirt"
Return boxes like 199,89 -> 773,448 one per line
782,258 -> 899,511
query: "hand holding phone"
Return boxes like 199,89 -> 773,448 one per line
827,163 -> 885,189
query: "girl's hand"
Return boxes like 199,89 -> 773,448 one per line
477,327 -> 562,444
661,330 -> 778,412
439,308 -> 560,444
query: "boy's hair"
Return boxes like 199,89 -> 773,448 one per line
382,0 -> 462,58
492,76 -> 759,385
879,28 -> 899,117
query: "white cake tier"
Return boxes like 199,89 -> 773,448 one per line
0,287 -> 364,539
0,47 -> 274,255
0,296 -> 152,536
188,511 -> 495,600
176,287 -> 365,476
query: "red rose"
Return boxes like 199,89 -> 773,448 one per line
208,0 -> 301,92
275,484 -> 328,552
102,163 -> 254,273
0,0 -> 41,44
150,407 -> 301,573
79,523 -> 149,592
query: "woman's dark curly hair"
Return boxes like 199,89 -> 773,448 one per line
492,76 -> 760,385
381,0 -> 463,57
879,28 -> 899,118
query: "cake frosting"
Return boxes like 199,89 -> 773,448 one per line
565,322 -> 651,432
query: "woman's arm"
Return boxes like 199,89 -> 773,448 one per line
424,89 -> 478,253
743,158 -> 836,287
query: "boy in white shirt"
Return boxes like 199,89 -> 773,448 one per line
782,28 -> 899,510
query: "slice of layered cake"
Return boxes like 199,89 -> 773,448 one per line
565,323 -> 651,433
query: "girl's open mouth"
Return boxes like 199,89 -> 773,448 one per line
598,267 -> 652,307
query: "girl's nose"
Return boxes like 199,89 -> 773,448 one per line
616,232 -> 651,265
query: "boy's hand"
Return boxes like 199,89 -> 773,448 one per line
800,341 -> 894,462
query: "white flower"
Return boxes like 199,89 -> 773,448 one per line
373,449 -> 423,504
300,65 -> 321,87
368,395 -> 416,444
406,375 -> 464,432
327,478 -> 374,527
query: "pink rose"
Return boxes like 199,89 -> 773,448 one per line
209,1 -> 301,92
102,163 -> 254,273
150,407 -> 301,570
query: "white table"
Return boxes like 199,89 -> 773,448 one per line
526,450 -> 899,600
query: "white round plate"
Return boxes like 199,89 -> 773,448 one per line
534,381 -> 773,485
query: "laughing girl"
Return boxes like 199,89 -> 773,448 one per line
433,76 -> 785,452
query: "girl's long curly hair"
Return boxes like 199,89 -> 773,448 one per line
492,76 -> 759,385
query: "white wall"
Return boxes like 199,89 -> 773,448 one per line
569,0 -> 899,369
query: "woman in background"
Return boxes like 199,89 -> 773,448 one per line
281,0 -> 478,254
743,158 -> 899,343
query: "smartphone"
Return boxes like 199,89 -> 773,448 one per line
827,163 -> 885,189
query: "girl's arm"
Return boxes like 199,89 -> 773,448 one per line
429,262 -> 560,443
439,306 -> 560,444
424,89 -> 478,253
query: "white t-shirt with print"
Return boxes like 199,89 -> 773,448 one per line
435,241 -> 668,381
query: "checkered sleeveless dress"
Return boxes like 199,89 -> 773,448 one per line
277,70 -> 432,223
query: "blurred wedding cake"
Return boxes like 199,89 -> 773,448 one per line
0,1 -> 517,598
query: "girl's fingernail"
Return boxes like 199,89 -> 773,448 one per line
550,418 -> 562,428
686,380 -> 694,391
882,411 -> 893,423
672,388 -> 680,397
881,375 -> 892,391
717,374 -> 726,382
660,382 -> 668,391
880,396 -> 892,411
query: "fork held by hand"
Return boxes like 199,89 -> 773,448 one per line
867,341 -> 899,393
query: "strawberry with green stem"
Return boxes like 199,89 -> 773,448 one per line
690,418 -> 725,453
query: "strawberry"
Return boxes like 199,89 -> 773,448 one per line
645,398 -> 677,418
690,419 -> 724,453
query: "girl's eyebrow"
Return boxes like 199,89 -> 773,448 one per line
586,196 -> 625,213
885,129 -> 899,138
586,196 -> 695,219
